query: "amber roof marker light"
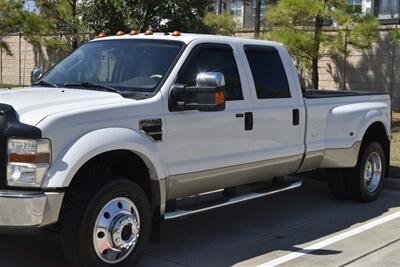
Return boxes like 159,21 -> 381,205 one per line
144,29 -> 154,35
98,32 -> 106,38
172,31 -> 181,36
116,31 -> 125,36
130,30 -> 139,35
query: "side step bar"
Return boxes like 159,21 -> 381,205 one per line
165,179 -> 302,220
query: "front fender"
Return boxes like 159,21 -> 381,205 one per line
42,127 -> 166,188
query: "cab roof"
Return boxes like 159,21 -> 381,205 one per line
89,32 -> 283,48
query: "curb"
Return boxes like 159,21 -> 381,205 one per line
384,178 -> 400,190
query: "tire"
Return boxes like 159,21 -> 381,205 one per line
61,178 -> 151,267
345,142 -> 386,202
327,169 -> 349,199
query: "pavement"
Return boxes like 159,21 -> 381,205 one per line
1,178 -> 400,267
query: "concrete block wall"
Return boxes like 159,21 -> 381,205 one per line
237,30 -> 400,111
318,30 -> 400,111
0,34 -> 59,86
1,31 -> 399,111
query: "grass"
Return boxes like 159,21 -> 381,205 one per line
0,84 -> 24,88
391,112 -> 400,177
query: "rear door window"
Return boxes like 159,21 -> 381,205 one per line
244,46 -> 291,99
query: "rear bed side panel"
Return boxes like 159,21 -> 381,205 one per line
298,95 -> 391,171
325,101 -> 390,148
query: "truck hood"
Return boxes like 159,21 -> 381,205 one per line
0,87 -> 126,126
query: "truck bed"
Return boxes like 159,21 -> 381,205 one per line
299,91 -> 391,172
303,89 -> 388,99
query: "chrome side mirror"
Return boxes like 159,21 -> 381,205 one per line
31,67 -> 43,84
196,72 -> 225,88
169,71 -> 226,112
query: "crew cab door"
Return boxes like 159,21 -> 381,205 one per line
164,43 -> 254,176
241,45 -> 305,173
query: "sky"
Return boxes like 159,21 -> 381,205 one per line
24,0 -> 36,12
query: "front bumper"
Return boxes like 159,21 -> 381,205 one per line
0,190 -> 64,228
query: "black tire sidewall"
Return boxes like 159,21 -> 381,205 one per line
356,142 -> 386,202
64,178 -> 151,267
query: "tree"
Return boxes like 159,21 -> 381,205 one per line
203,12 -> 237,36
265,0 -> 378,89
254,0 -> 262,37
79,0 -> 127,35
80,0 -> 213,36
161,0 -> 214,33
17,0 -> 82,55
35,0 -> 80,49
0,0 -> 24,55
388,27 -> 400,103
330,14 -> 378,90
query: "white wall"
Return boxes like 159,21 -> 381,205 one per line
362,0 -> 372,14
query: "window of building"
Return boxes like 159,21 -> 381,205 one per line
252,0 -> 266,16
346,0 -> 363,13
375,0 -> 399,19
177,44 -> 244,101
244,46 -> 291,99
230,0 -> 244,17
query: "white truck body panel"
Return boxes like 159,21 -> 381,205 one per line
0,87 -> 125,125
0,33 -> 391,195
163,38 -> 255,175
0,32 -> 393,267
301,95 -> 391,171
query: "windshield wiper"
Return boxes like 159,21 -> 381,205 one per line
64,82 -> 123,95
33,80 -> 58,88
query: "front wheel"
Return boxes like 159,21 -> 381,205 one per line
61,178 -> 151,267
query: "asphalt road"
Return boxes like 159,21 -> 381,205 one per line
1,178 -> 400,267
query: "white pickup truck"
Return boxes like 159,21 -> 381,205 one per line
0,32 -> 391,267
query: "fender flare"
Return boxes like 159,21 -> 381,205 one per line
42,127 -> 166,188
355,108 -> 391,143
325,102 -> 390,148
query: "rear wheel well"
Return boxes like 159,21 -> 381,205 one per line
361,122 -> 390,175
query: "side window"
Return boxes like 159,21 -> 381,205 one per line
245,46 -> 291,99
176,45 -> 243,101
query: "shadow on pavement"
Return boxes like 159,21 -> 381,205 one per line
0,179 -> 399,267
140,179 -> 400,267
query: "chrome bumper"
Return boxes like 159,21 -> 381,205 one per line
0,191 -> 64,227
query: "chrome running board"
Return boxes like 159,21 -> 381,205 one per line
165,179 -> 302,220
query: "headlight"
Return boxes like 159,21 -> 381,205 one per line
7,138 -> 51,187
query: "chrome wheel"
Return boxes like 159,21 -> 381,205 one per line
93,197 -> 140,264
363,152 -> 382,193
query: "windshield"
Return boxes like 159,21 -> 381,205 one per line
41,39 -> 184,94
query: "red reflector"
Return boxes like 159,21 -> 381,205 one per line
10,153 -> 50,164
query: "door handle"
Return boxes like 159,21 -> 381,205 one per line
235,113 -> 253,131
293,109 -> 300,126
235,113 -> 244,118
245,112 -> 253,131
